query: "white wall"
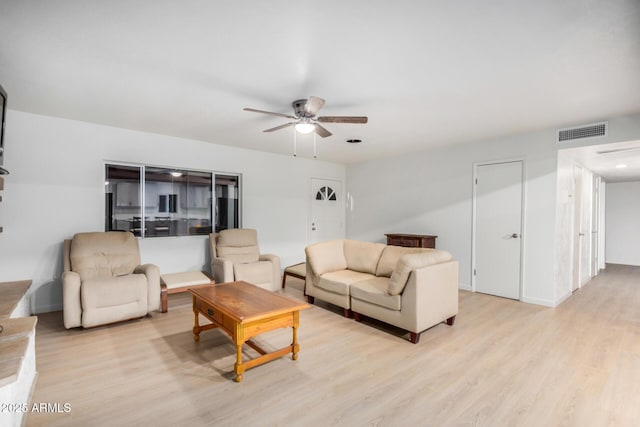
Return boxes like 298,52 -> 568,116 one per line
0,111 -> 345,313
552,150 -> 575,304
347,128 -> 559,306
599,181 -> 606,270
348,113 -> 640,307
605,181 -> 640,266
3,110 -> 640,313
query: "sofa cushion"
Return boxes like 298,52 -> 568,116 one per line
375,246 -> 431,277
305,240 -> 347,276
217,245 -> 260,264
216,229 -> 260,263
70,232 -> 141,281
344,240 -> 386,274
217,228 -> 258,246
388,250 -> 453,295
317,269 -> 374,295
234,261 -> 273,288
350,277 -> 401,311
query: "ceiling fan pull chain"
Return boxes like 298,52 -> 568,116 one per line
293,128 -> 297,157
313,132 -> 317,159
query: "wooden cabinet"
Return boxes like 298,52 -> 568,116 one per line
385,233 -> 437,249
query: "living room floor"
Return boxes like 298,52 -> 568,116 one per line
26,264 -> 640,426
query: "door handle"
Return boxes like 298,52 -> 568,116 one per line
508,233 -> 519,239
579,232 -> 585,236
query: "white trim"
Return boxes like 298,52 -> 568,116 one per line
458,283 -> 472,292
521,295 -> 556,308
553,290 -> 573,307
32,302 -> 62,315
471,157 -> 526,300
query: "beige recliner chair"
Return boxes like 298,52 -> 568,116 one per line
209,229 -> 281,291
62,231 -> 161,329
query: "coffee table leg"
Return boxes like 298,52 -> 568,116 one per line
292,311 -> 300,360
234,343 -> 244,382
192,297 -> 200,342
234,325 -> 245,382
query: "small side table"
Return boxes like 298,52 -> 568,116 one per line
281,262 -> 306,289
161,271 -> 215,313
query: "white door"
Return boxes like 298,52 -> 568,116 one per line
309,178 -> 344,243
473,161 -> 523,300
572,164 -> 583,292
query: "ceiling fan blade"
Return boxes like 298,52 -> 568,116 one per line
317,116 -> 368,124
244,108 -> 297,120
263,122 -> 295,132
305,96 -> 325,116
314,124 -> 332,138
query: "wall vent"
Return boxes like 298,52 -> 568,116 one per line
557,121 -> 607,143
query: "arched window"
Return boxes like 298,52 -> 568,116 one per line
315,186 -> 337,201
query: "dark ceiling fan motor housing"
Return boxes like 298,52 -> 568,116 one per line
292,99 -> 312,118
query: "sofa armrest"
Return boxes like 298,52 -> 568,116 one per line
135,264 -> 161,312
402,260 -> 459,332
211,257 -> 234,283
62,271 -> 82,329
259,253 -> 282,286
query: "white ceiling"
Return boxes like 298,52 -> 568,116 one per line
1,1 -> 640,164
562,140 -> 640,183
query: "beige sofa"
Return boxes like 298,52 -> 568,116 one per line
62,232 -> 161,329
209,229 -> 281,291
305,239 -> 458,343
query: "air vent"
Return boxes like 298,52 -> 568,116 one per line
557,121 -> 607,143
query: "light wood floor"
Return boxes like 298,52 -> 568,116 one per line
26,264 -> 640,426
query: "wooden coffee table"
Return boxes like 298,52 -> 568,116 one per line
190,281 -> 310,382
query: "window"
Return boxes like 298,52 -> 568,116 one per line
105,163 -> 241,237
215,174 -> 240,232
315,186 -> 337,201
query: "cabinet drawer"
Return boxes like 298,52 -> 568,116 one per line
386,234 -> 437,248
390,238 -> 419,247
197,300 -> 223,324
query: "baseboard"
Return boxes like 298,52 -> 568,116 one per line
553,290 -> 572,307
32,303 -> 62,315
520,295 -> 556,308
458,283 -> 472,291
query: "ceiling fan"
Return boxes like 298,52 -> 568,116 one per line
243,96 -> 368,138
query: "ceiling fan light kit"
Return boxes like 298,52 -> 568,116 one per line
243,96 -> 368,157
294,122 -> 315,135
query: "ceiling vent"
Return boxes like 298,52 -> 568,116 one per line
557,121 -> 607,143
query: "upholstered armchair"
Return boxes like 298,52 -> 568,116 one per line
209,229 -> 281,291
62,231 -> 161,329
